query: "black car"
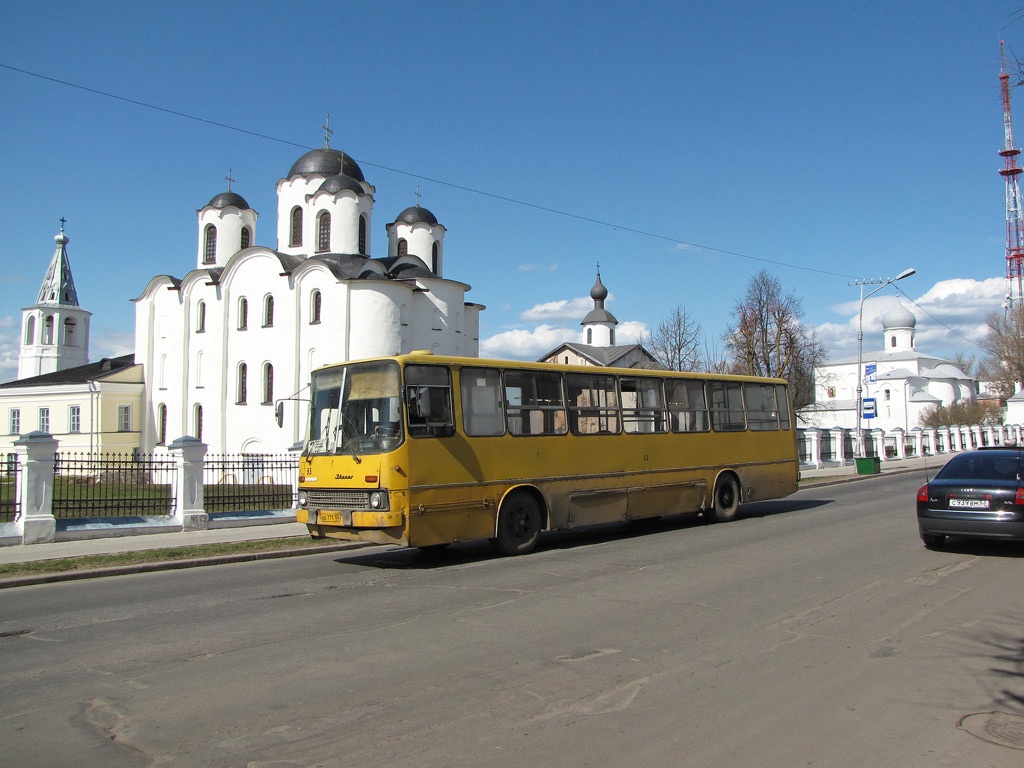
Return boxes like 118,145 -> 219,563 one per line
917,447 -> 1024,548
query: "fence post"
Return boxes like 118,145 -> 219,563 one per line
14,431 -> 58,544
168,436 -> 208,531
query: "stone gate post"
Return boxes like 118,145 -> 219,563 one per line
168,436 -> 208,531
14,431 -> 58,545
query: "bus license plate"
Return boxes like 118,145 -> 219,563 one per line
319,511 -> 343,524
949,498 -> 988,509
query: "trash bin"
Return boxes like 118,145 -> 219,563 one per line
855,457 -> 880,475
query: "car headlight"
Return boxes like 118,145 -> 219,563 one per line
369,491 -> 386,509
297,490 -> 308,506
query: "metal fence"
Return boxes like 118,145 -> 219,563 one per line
52,452 -> 177,518
1,453 -> 18,523
203,454 -> 298,514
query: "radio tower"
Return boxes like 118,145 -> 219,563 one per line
999,41 -> 1024,307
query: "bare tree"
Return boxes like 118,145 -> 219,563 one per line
722,270 -> 826,409
952,351 -> 978,378
978,304 -> 1024,399
649,305 -> 703,371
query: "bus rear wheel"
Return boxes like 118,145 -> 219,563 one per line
493,492 -> 542,556
709,474 -> 740,523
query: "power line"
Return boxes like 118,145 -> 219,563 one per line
2,61 -> 862,279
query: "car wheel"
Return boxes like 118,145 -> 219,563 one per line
921,532 -> 946,549
708,474 -> 740,523
493,491 -> 542,555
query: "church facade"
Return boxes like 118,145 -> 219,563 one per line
133,141 -> 483,454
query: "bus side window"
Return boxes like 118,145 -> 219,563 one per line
620,377 -> 667,434
743,382 -> 779,431
708,381 -> 746,432
504,370 -> 567,436
566,373 -> 619,435
405,364 -> 455,438
776,384 -> 792,430
460,367 -> 505,436
667,380 -> 709,433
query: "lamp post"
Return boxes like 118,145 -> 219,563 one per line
850,268 -> 915,458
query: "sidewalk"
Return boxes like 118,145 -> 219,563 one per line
0,454 -> 948,579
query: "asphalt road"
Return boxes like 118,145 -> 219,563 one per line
2,472 -> 1023,767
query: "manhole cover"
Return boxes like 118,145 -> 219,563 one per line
958,711 -> 1024,750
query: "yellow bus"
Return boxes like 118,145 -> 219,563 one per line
294,352 -> 798,555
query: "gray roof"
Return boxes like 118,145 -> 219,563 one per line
287,148 -> 365,181
317,174 -> 365,196
34,230 -> 80,307
0,354 -> 136,388
394,205 -> 438,226
205,191 -> 251,210
541,342 -> 664,369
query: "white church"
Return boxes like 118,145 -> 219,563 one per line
797,299 -> 977,432
4,136 -> 483,456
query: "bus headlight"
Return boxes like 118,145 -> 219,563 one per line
369,491 -> 387,509
297,490 -> 308,507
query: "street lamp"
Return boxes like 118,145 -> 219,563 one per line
850,267 -> 915,458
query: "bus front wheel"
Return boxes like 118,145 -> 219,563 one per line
709,474 -> 740,523
493,492 -> 542,556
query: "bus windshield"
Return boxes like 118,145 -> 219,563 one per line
305,361 -> 403,456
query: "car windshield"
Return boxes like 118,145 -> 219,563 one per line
935,452 -> 1020,482
305,361 -> 403,456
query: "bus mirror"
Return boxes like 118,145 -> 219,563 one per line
275,401 -> 284,428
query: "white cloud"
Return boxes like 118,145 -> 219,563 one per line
518,263 -> 558,272
480,324 -> 582,361
521,297 -> 593,323
0,315 -> 19,383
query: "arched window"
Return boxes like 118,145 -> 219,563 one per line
24,315 -> 35,345
610,329 -> 615,345
317,211 -> 331,252
196,301 -> 206,333
63,317 -> 76,345
43,315 -> 54,345
890,335 -> 896,348
194,404 -> 203,442
237,363 -> 248,404
397,238 -> 408,257
310,290 -> 321,324
263,295 -> 274,327
204,224 -> 217,264
238,297 -> 248,330
359,214 -> 367,254
290,207 -> 303,247
586,328 -> 593,344
263,363 -> 274,405
157,404 -> 167,445
240,226 -> 251,250
432,242 -> 439,274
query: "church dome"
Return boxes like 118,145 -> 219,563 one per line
288,148 -> 365,181
393,205 -> 438,226
882,299 -> 916,330
317,174 -> 365,196
206,191 -> 251,210
590,272 -> 608,301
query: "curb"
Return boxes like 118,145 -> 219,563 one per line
0,540 -> 376,590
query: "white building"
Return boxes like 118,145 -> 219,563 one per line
133,141 -> 483,455
798,299 -> 976,432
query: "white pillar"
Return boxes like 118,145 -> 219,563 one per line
829,428 -> 846,464
168,436 -> 208,531
892,428 -> 906,459
14,431 -> 58,545
806,429 -> 822,469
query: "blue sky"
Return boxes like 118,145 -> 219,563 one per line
1,0 -> 1020,382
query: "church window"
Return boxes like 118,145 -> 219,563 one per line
240,226 -> 251,250
397,238 -> 408,257
9,409 -> 21,435
317,211 -> 331,253
359,214 -> 367,254
290,207 -> 303,247
310,290 -> 321,324
69,405 -> 81,433
195,351 -> 203,387
63,317 -> 77,346
157,404 -> 167,445
610,329 -> 615,345
193,404 -> 203,442
117,405 -> 132,432
263,295 -> 274,327
24,316 -> 35,345
159,355 -> 167,389
238,297 -> 248,330
43,315 -> 54,345
196,301 -> 206,333
39,407 -> 50,433
432,242 -> 439,274
884,390 -> 891,401
432,309 -> 442,330
890,335 -> 896,348
586,328 -> 593,344
263,363 -> 274,405
237,363 -> 248,404
204,224 -> 217,264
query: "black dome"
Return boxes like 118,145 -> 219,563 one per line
288,148 -> 365,181
206,191 -> 251,210
394,205 -> 438,226
317,174 -> 365,196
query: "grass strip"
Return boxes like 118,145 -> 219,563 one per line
0,536 -> 344,579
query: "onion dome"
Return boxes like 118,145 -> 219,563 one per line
590,271 -> 608,301
882,299 -> 916,330
317,174 -> 365,196
205,191 -> 251,210
288,148 -> 365,181
393,205 -> 438,226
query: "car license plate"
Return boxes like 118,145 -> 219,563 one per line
318,511 -> 343,524
949,498 -> 988,509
